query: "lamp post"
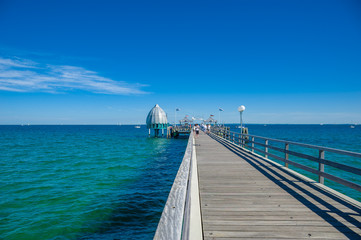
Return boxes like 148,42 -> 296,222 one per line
175,108 -> 180,126
219,107 -> 223,126
238,105 -> 246,145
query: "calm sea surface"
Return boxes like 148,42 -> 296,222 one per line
0,125 -> 188,240
1,124 -> 360,239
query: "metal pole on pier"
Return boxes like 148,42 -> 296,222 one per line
238,105 -> 245,145
175,108 -> 180,126
219,107 -> 223,126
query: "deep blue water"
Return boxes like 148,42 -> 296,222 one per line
0,124 -> 360,240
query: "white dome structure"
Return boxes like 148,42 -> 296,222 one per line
146,104 -> 168,129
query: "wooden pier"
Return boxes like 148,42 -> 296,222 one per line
196,132 -> 361,239
167,125 -> 192,138
155,130 -> 361,240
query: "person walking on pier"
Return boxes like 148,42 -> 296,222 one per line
207,124 -> 211,134
194,124 -> 200,138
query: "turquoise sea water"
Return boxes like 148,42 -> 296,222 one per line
1,124 -> 360,239
0,125 -> 187,240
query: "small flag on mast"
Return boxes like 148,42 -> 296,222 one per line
219,108 -> 224,111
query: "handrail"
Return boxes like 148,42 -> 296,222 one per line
173,125 -> 192,132
211,127 -> 361,192
154,132 -> 201,240
237,132 -> 361,158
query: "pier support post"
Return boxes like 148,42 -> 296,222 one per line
265,139 -> 268,158
285,143 -> 289,168
318,150 -> 325,184
240,131 -> 243,147
251,137 -> 254,152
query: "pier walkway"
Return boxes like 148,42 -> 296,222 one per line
195,132 -> 361,239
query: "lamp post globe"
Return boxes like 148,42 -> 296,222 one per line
238,105 -> 245,112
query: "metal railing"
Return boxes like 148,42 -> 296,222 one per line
154,132 -> 202,240
173,125 -> 192,133
211,127 -> 361,192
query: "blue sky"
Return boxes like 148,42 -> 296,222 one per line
0,0 -> 360,124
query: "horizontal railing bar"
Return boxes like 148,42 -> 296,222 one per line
250,145 -> 267,155
228,130 -> 361,158
319,159 -> 361,176
238,143 -> 359,190
243,139 -> 361,176
320,171 -> 361,192
253,147 -> 322,176
248,140 -> 320,163
229,135 -> 361,192
212,128 -> 361,192
228,139 -> 323,178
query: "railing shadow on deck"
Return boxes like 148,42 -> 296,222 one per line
207,133 -> 361,239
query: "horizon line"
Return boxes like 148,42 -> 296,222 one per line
0,123 -> 359,126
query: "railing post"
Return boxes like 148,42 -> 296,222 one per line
265,139 -> 268,158
318,150 -> 325,184
240,133 -> 243,147
251,137 -> 254,152
285,143 -> 289,168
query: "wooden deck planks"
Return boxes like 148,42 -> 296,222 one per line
195,132 -> 361,239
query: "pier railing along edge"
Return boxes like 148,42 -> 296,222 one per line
212,127 -> 361,193
154,132 -> 202,240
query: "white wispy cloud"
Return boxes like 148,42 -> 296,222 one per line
0,57 -> 148,94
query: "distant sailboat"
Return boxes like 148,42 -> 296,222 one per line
350,125 -> 355,129
135,125 -> 141,128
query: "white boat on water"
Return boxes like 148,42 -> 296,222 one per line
135,125 -> 141,128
